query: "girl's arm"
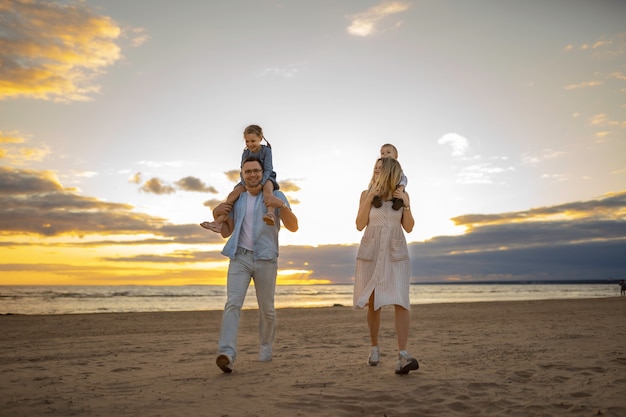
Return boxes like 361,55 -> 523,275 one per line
261,146 -> 274,185
356,188 -> 376,231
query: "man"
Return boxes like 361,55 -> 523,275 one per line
212,156 -> 298,373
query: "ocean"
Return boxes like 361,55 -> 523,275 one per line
0,283 -> 620,315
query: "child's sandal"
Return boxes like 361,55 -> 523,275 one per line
263,213 -> 276,226
200,221 -> 222,233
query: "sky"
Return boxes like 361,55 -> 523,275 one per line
0,0 -> 625,286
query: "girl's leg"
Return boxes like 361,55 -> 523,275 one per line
262,181 -> 276,225
215,184 -> 245,224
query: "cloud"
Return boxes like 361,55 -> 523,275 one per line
0,166 -> 166,236
136,175 -> 219,194
259,65 -> 301,78
451,191 -> 626,230
0,130 -> 25,144
175,176 -> 218,193
139,177 -> 176,195
225,169 -> 240,182
0,166 -> 226,244
587,113 -> 621,128
563,33 -> 626,57
0,166 -> 64,194
406,191 -> 626,282
0,0 -> 128,102
347,1 -> 410,37
456,163 -> 514,185
0,130 -> 50,164
278,180 -> 301,192
521,149 -> 566,165
129,172 -> 142,184
562,81 -> 603,90
203,198 -> 224,209
438,133 -> 469,157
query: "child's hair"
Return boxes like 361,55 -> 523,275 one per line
372,158 -> 402,200
380,143 -> 398,158
244,124 -> 271,148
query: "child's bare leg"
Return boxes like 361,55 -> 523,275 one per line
262,181 -> 276,225
215,185 -> 245,223
392,184 -> 405,210
200,184 -> 245,231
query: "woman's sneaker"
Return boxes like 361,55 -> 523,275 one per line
395,350 -> 419,375
368,346 -> 380,366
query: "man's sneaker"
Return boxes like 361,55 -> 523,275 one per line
395,350 -> 419,375
368,346 -> 380,366
216,354 -> 233,373
258,344 -> 272,362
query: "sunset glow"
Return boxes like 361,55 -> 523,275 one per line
1,0 -> 624,286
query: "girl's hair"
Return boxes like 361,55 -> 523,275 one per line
244,124 -> 271,148
371,158 -> 402,200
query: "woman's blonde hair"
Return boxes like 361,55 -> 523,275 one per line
370,158 -> 402,200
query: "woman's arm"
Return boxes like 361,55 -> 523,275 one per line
356,189 -> 376,231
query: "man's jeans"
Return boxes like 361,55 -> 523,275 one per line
217,247 -> 277,360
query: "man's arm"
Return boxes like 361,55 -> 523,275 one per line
212,203 -> 234,237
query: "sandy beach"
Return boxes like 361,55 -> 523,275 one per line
1,297 -> 625,417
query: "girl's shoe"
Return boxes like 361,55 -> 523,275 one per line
200,221 -> 222,233
368,346 -> 380,366
263,213 -> 275,225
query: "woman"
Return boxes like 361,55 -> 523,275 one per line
354,157 -> 418,375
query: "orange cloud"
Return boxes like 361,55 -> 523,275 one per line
347,1 -> 410,37
0,130 -> 50,164
0,0 -> 125,102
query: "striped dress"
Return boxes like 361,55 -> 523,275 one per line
354,201 -> 411,310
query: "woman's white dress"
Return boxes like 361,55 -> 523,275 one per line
354,201 -> 411,310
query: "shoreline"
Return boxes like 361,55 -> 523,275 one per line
0,295 -> 620,317
2,298 -> 625,416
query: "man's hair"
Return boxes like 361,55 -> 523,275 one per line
242,156 -> 263,166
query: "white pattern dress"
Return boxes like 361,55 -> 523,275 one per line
354,200 -> 411,310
